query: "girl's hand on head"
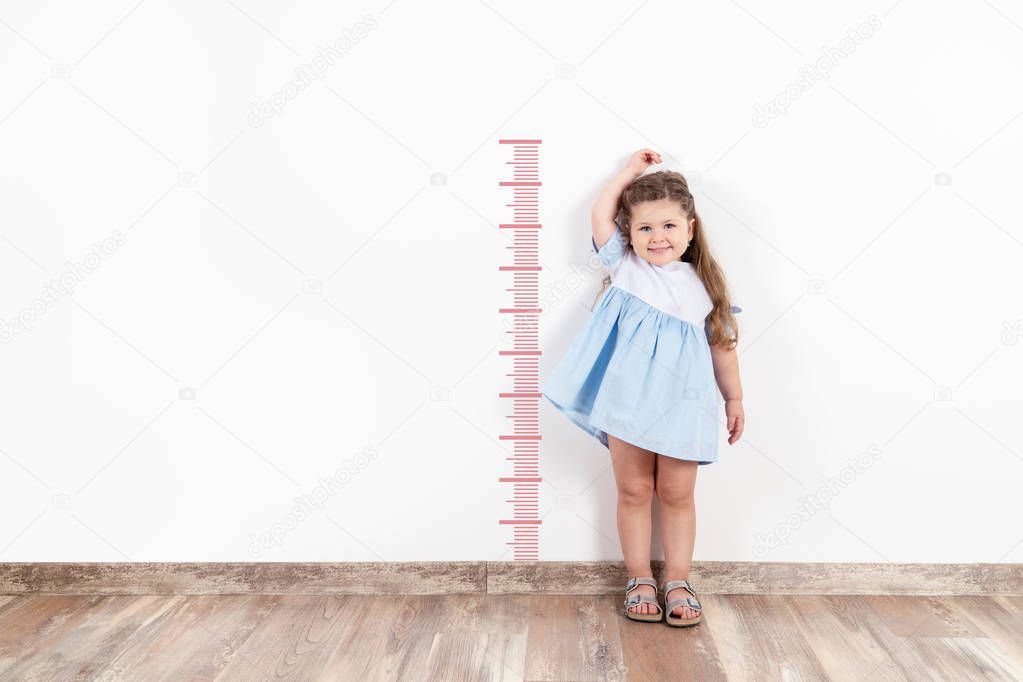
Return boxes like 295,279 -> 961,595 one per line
725,398 -> 744,445
624,148 -> 662,177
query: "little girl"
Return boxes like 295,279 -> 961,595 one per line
540,148 -> 745,627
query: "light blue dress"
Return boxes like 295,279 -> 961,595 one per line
541,229 -> 741,465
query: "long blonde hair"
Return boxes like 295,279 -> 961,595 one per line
591,170 -> 740,350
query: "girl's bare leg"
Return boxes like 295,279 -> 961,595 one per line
655,454 -> 700,619
608,434 -> 657,615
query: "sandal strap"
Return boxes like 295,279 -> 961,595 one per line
625,576 -> 657,595
624,594 -> 663,612
661,579 -> 697,597
662,579 -> 701,612
665,596 -> 701,613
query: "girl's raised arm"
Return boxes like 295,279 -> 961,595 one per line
591,149 -> 662,249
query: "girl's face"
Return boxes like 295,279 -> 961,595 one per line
628,198 -> 695,266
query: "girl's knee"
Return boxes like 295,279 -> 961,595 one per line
654,474 -> 695,507
655,482 -> 694,507
654,457 -> 697,506
617,479 -> 655,505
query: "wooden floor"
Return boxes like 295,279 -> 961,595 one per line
2,592 -> 1022,680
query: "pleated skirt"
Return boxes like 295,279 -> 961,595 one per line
541,285 -> 721,464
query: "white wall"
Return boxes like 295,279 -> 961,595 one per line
1,1 -> 1020,564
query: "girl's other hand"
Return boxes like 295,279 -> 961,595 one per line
725,398 -> 744,445
624,148 -> 662,177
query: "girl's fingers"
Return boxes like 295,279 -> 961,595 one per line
727,414 -> 743,443
732,422 -> 743,443
729,420 -> 742,443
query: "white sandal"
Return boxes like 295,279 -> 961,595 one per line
662,579 -> 702,627
623,576 -> 663,623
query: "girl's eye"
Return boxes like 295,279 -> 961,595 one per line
665,224 -> 675,228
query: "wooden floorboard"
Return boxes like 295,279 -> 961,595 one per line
2,594 -> 1022,680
